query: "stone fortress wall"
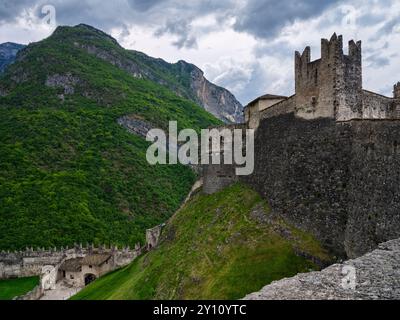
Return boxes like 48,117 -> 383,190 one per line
204,33 -> 400,260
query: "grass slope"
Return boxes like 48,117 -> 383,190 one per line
0,25 -> 221,251
72,183 -> 331,300
0,276 -> 39,300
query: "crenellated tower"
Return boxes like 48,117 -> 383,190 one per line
295,33 -> 362,120
394,82 -> 400,99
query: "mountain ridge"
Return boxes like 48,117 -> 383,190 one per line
1,24 -> 243,123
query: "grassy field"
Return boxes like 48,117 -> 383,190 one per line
72,183 -> 332,300
0,276 -> 39,300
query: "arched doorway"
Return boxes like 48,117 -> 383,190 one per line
84,273 -> 97,286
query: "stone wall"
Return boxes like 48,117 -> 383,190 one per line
241,113 -> 400,259
202,123 -> 246,194
361,90 -> 396,119
0,245 -> 140,280
0,249 -> 65,279
203,163 -> 238,195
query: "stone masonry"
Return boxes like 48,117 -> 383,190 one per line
203,33 -> 400,259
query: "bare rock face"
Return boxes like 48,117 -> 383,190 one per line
243,239 -> 400,300
177,61 -> 244,123
71,24 -> 243,123
45,73 -> 80,95
117,115 -> 154,138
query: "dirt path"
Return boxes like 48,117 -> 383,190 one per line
40,282 -> 83,300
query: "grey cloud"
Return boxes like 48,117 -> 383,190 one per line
0,0 -> 354,48
127,0 -> 167,12
0,0 -> 234,49
365,53 -> 390,68
209,60 -> 291,105
374,16 -> 400,39
357,12 -> 386,27
364,41 -> 392,69
155,19 -> 198,49
0,0 -> 37,23
233,0 -> 343,39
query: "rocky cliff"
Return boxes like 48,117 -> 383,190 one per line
244,238 -> 400,300
176,60 -> 244,123
68,24 -> 243,123
0,42 -> 25,73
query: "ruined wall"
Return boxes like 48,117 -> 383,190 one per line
0,249 -> 65,279
241,113 -> 400,259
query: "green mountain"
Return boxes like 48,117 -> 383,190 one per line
0,24 -> 222,251
72,183 -> 331,300
0,24 -> 243,123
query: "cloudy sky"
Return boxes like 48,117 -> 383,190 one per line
0,0 -> 399,104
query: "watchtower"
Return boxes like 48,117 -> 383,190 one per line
295,33 -> 362,121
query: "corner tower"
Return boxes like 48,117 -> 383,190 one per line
295,33 -> 362,121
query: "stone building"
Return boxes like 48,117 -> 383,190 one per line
245,33 -> 400,127
244,94 -> 287,129
58,253 -> 113,287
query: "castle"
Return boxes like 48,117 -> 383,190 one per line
204,34 -> 400,259
244,33 -> 400,129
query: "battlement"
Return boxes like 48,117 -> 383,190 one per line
0,243 -> 139,258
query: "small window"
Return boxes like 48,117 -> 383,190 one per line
89,265 -> 92,268
70,275 -> 74,279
